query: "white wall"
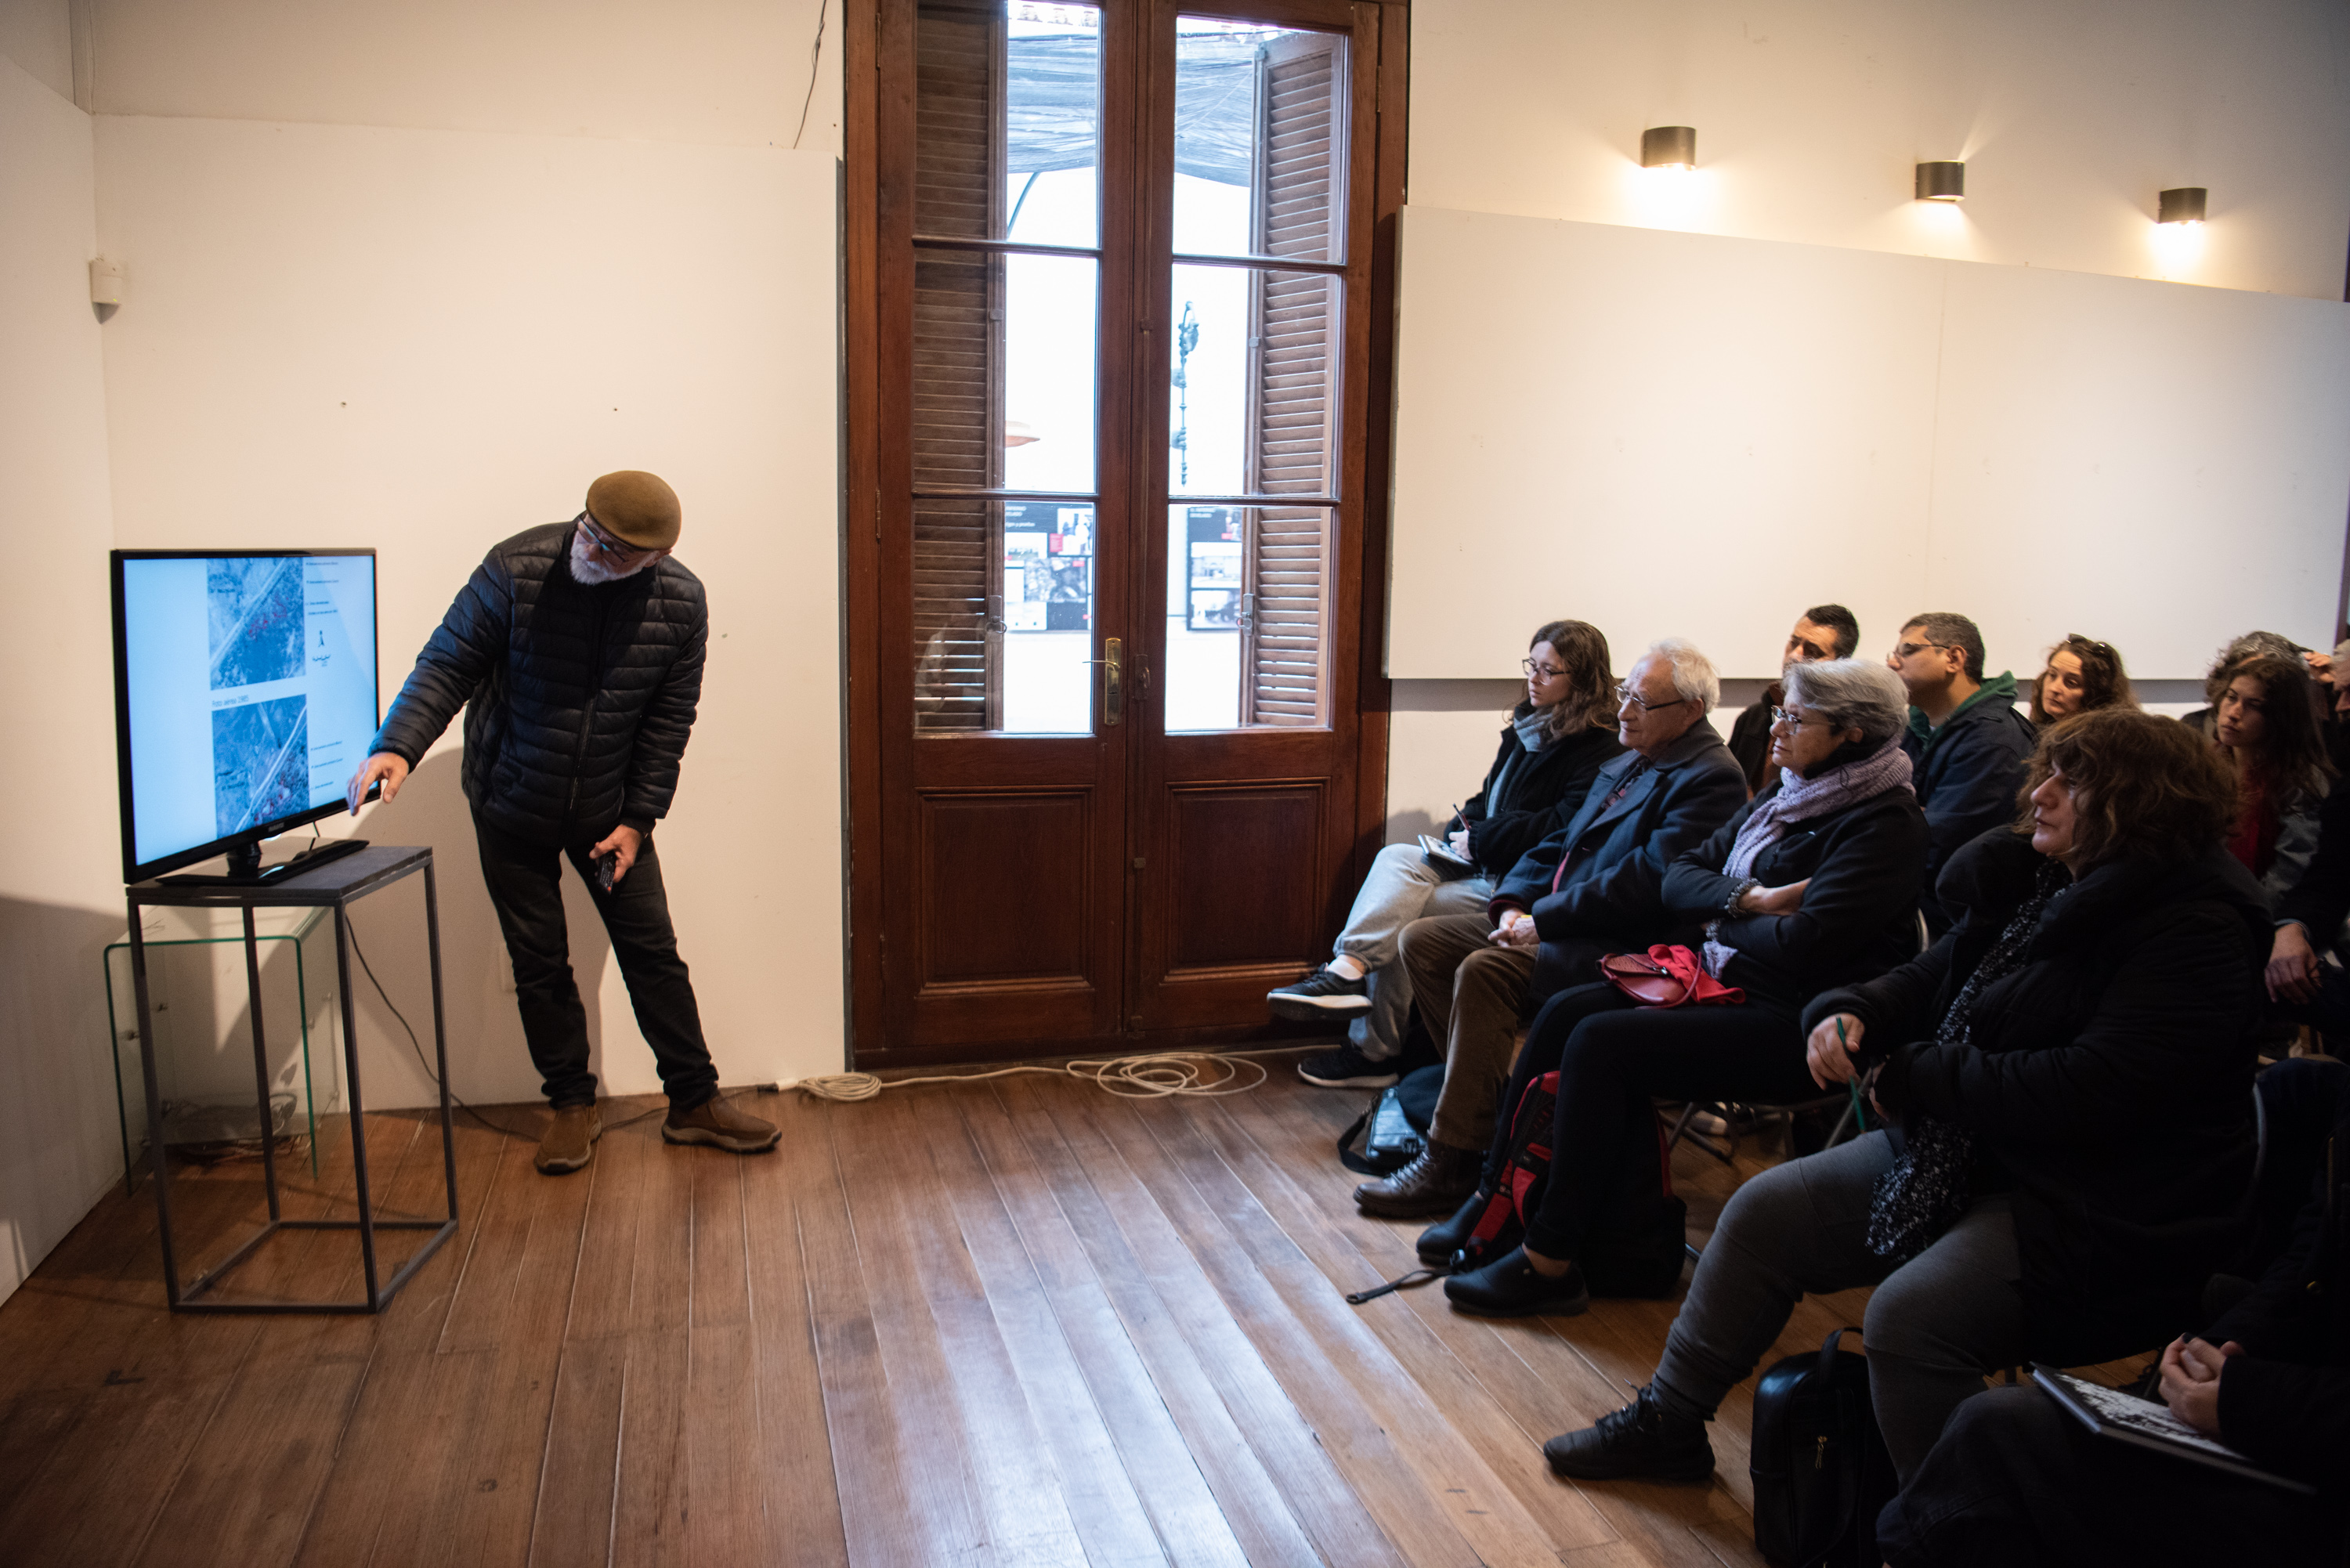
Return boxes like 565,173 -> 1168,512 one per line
96,115 -> 843,1111
1384,0 -> 2350,836
89,0 -> 842,156
1408,0 -> 2350,300
0,51 -> 128,1303
1387,210 -> 2350,680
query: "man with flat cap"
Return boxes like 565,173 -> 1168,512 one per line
346,471 -> 777,1173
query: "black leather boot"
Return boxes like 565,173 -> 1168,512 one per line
1354,1140 -> 1482,1217
1416,1187 -> 1498,1266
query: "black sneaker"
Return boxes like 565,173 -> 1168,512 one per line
1267,968 -> 1372,1019
1542,1385 -> 1716,1483
1295,1041 -> 1398,1089
1441,1247 -> 1590,1317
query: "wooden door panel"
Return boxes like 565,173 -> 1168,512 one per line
1162,782 -> 1326,970
906,783 -> 1114,1043
916,789 -> 1093,985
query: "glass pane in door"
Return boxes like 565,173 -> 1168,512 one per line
1167,264 -> 1336,500
1162,503 -> 1330,731
915,499 -> 1096,735
1171,20 -> 1346,263
919,2 -> 1102,246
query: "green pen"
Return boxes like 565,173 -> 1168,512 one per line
1838,1017 -> 1868,1132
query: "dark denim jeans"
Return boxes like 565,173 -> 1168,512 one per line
472,813 -> 719,1111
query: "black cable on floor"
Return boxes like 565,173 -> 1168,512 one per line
343,913 -> 533,1140
342,910 -> 768,1140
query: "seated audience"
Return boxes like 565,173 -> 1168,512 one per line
1887,611 -> 2037,934
2025,632 -> 2138,726
1542,709 -> 2266,1488
1275,620 -> 1621,1089
1422,659 -> 1925,1313
1353,639 -> 1744,1215
1726,605 -> 1861,792
2212,654 -> 2333,905
2269,749 -> 2350,1049
1876,1062 -> 2350,1566
2181,629 -> 2312,738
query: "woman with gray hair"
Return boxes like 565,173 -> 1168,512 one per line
1424,659 -> 1929,1317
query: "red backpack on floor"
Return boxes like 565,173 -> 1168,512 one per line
1449,1070 -> 1690,1299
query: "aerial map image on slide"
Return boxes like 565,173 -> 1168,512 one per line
213,694 -> 310,835
208,557 -> 306,690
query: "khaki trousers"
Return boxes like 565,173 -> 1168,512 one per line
1398,911 -> 1539,1151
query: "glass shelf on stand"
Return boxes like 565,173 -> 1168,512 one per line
102,903 -> 346,1187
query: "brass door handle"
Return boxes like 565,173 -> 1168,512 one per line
1103,637 -> 1123,726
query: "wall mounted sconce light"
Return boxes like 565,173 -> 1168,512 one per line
1914,161 -> 1965,201
2157,186 -> 2207,225
1640,126 -> 1697,171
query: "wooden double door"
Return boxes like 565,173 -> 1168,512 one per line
847,0 -> 1405,1062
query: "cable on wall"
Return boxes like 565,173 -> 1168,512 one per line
791,0 -> 830,150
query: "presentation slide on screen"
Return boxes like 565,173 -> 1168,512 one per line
122,555 -> 378,868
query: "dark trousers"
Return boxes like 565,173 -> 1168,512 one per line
472,813 -> 719,1111
1878,1383 -> 2341,1566
1490,981 -> 1815,1260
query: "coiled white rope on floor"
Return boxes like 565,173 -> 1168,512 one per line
780,1051 -> 1271,1104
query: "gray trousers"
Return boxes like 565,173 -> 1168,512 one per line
1335,841 -> 1493,1061
1653,1130 -> 2026,1482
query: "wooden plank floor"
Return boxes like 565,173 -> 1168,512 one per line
0,1052 -> 2146,1567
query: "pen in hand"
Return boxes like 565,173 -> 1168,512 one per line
1838,1017 -> 1868,1131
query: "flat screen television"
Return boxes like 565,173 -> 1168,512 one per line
110,548 -> 383,884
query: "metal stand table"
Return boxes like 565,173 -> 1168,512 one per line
125,845 -> 457,1313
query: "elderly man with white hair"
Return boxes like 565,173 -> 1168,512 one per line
1360,639 -> 1746,1218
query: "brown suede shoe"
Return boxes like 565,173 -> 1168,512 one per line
535,1103 -> 602,1174
1354,1140 -> 1483,1217
661,1094 -> 779,1154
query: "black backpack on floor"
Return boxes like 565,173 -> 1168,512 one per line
1748,1327 -> 1898,1568
1448,1069 -> 1688,1299
1336,1064 -> 1444,1175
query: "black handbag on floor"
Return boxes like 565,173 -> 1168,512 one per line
1748,1327 -> 1898,1568
1336,1064 -> 1443,1175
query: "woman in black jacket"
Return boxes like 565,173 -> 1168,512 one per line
1274,620 -> 1622,1086
1875,1058 -> 2348,1566
1430,659 -> 1926,1313
1541,707 -> 2268,1490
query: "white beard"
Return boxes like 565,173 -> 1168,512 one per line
570,526 -> 654,584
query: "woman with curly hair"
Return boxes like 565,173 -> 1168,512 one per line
2211,653 -> 2333,901
1541,708 -> 2268,1494
2026,632 -> 2138,726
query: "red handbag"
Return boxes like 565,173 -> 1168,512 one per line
1598,944 -> 1745,1008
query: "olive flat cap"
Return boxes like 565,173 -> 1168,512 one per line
584,471 -> 682,550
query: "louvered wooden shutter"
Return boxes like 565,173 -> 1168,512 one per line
912,4 -> 1003,732
1241,32 -> 1343,727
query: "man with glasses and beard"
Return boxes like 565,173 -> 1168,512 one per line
345,471 -> 778,1175
1885,612 -> 2037,936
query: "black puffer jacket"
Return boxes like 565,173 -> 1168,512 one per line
372,522 -> 707,845
1806,828 -> 2268,1365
